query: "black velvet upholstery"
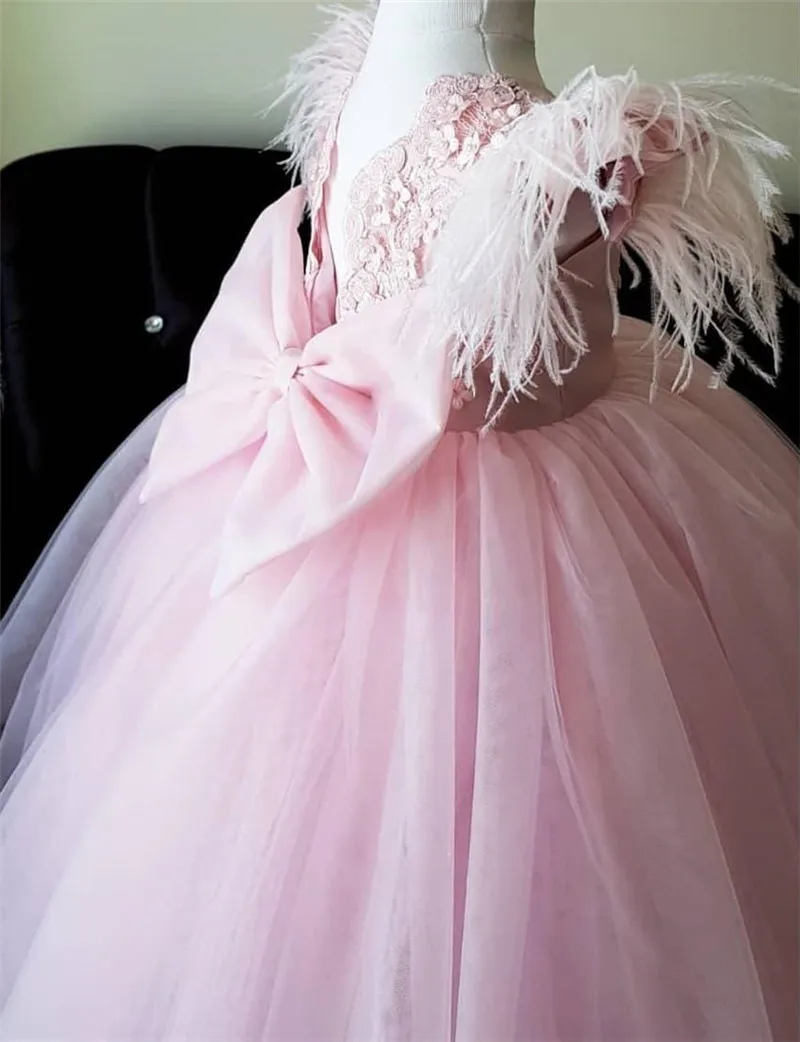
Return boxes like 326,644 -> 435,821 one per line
1,146 -> 291,610
1,145 -> 797,611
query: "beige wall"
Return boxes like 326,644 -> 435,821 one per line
2,0 -> 799,206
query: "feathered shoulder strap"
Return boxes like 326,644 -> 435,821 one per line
272,2 -> 377,190
426,68 -> 797,411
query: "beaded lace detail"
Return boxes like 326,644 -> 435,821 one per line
334,74 -> 534,317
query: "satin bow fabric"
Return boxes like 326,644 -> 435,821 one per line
140,188 -> 451,597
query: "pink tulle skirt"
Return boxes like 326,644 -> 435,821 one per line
0,322 -> 797,1041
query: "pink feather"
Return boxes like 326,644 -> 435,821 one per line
426,69 -> 797,413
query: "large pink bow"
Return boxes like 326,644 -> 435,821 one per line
140,188 -> 451,596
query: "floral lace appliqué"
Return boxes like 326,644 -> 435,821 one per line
337,74 -> 533,317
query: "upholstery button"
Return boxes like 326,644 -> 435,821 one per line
144,315 -> 164,334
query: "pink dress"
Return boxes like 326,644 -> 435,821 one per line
1,7 -> 798,1039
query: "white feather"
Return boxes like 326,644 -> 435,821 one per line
425,67 -> 797,417
270,2 -> 377,187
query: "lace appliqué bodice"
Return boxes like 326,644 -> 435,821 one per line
335,75 -> 535,317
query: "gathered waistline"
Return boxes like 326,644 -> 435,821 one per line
445,349 -> 617,434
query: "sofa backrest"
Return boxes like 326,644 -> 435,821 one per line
1,145 -> 292,609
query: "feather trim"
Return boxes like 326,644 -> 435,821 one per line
425,67 -> 797,416
271,2 -> 377,187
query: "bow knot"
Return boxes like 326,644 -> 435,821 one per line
272,348 -> 304,395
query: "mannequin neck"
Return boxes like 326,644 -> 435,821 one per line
373,0 -> 535,40
365,0 -> 543,92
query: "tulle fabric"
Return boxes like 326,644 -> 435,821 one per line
0,394 -> 176,752
1,320 -> 797,1041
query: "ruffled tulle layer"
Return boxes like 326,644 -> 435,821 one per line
1,323 -> 797,1041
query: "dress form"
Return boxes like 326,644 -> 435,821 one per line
327,0 -> 548,284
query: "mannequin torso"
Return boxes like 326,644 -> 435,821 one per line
327,0 -> 549,283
